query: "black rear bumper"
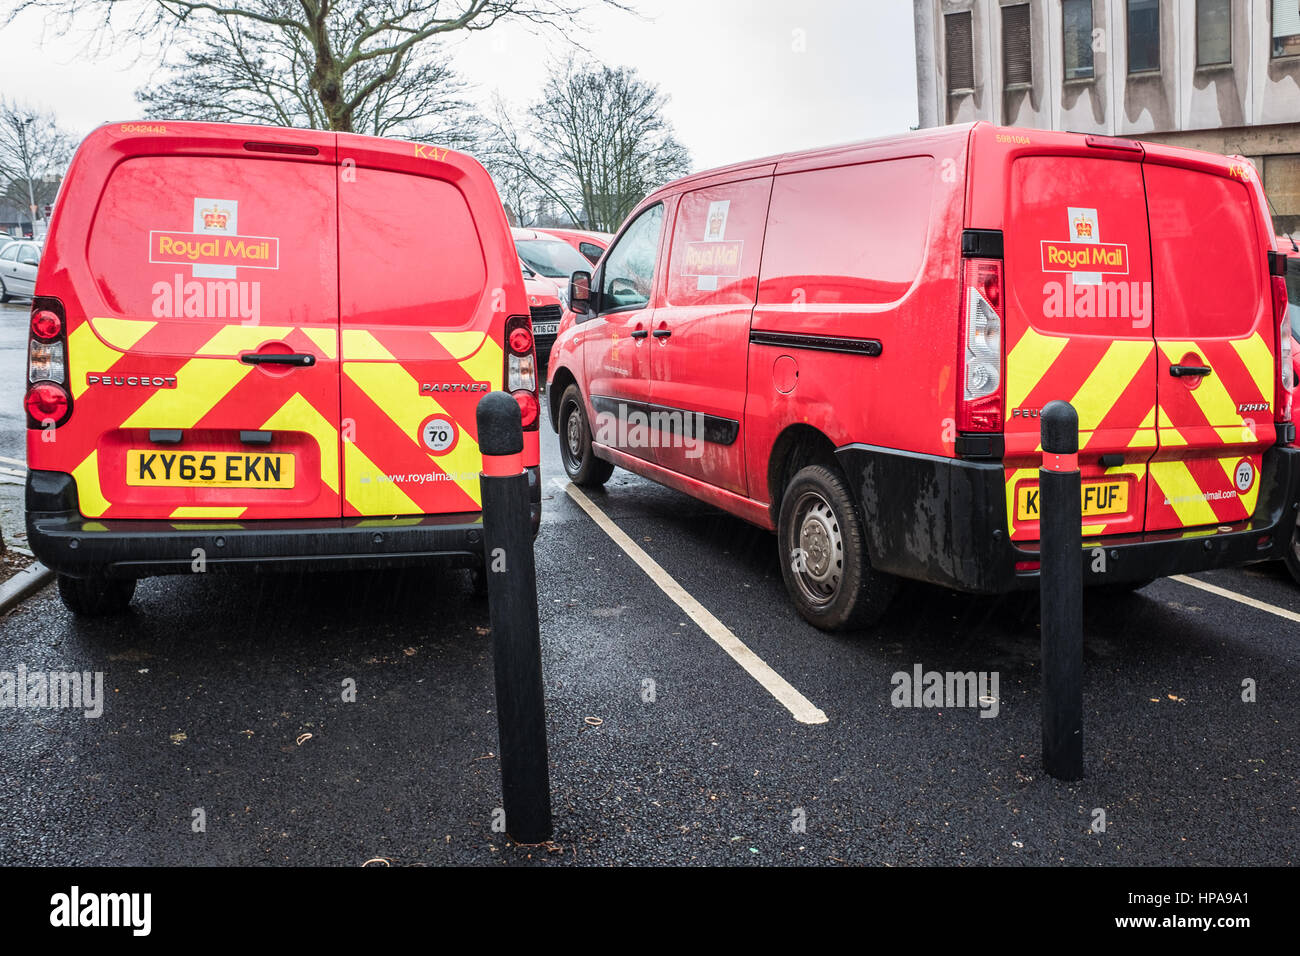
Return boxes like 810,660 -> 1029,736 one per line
836,443 -> 1300,594
26,469 -> 541,579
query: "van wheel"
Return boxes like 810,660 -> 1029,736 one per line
558,384 -> 613,487
0,278 -> 10,303
1285,518 -> 1300,586
57,574 -> 136,616
777,465 -> 896,631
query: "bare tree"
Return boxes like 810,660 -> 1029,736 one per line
0,99 -> 74,228
136,14 -> 484,148
9,0 -> 626,134
487,63 -> 690,232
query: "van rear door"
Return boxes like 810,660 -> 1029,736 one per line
335,137 -> 507,518
75,127 -> 341,521
999,140 -> 1158,542
1140,153 -> 1277,532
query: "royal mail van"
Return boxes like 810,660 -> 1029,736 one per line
547,122 -> 1299,630
26,122 -> 541,615
1280,236 -> 1300,583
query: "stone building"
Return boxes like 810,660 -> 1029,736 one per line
914,0 -> 1300,233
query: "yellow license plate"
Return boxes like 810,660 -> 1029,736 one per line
1016,481 -> 1128,521
125,450 -> 294,488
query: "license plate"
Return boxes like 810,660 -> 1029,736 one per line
533,322 -> 558,336
125,450 -> 295,488
1016,480 -> 1128,521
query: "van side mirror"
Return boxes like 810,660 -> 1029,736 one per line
569,270 -> 593,314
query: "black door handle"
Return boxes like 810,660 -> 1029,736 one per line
652,329 -> 672,339
630,329 -> 649,339
241,353 -> 316,367
1169,364 -> 1211,378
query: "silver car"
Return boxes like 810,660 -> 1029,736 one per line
0,239 -> 41,301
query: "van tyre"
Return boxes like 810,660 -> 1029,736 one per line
778,465 -> 897,631
0,278 -> 10,303
1285,518 -> 1300,586
57,574 -> 136,616
558,384 -> 613,487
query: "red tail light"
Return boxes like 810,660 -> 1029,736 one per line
959,257 -> 1005,432
26,382 -> 70,427
1273,274 -> 1294,422
31,309 -> 62,340
504,314 -> 539,431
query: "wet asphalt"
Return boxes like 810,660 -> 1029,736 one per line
0,297 -> 1296,866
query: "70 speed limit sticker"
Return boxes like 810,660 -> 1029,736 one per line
1233,458 -> 1255,494
418,416 -> 459,455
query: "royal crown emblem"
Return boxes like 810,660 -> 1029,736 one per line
707,210 -> 724,238
202,205 -> 230,230
1073,215 -> 1094,238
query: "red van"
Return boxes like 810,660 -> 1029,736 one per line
537,227 -> 612,265
26,122 -> 541,615
548,122 -> 1299,630
1279,235 -> 1300,582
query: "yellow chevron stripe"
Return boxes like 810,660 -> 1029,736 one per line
343,360 -> 484,509
1069,340 -> 1152,432
72,450 -> 109,518
459,336 -> 504,389
1006,328 -> 1069,413
1159,341 -> 1240,427
195,325 -> 293,355
121,358 -> 251,429
342,442 -> 421,515
89,317 -> 156,351
435,331 -> 490,361
302,327 -> 338,360
1229,332 -> 1274,404
170,506 -> 247,519
69,323 -> 129,400
1149,460 -> 1219,527
342,329 -> 396,361
260,392 -> 340,494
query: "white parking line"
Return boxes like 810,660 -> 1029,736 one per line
557,479 -> 829,725
0,467 -> 26,479
0,456 -> 25,469
1169,575 -> 1300,624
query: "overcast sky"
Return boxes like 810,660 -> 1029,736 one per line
0,0 -> 919,173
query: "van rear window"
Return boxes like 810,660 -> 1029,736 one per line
757,157 -> 933,308
339,168 -> 486,329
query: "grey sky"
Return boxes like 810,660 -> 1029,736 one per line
0,0 -> 919,174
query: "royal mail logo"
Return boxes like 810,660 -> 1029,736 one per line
681,240 -> 743,278
201,204 -> 230,230
1073,214 -> 1093,239
149,231 -> 280,269
1041,241 -> 1128,274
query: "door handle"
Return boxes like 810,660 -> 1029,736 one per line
630,329 -> 649,340
1169,364 -> 1211,378
652,329 -> 672,339
241,352 -> 316,367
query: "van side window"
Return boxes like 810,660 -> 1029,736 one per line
757,158 -> 933,310
18,246 -> 39,266
665,180 -> 767,307
578,242 -> 603,264
600,204 -> 663,314
0,245 -> 16,261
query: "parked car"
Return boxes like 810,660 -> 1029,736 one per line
548,122 -> 1299,631
513,226 -> 595,303
0,239 -> 42,301
537,227 -> 612,265
25,121 -> 540,615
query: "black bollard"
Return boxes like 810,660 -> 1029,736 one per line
477,391 -> 552,843
1039,400 -> 1084,781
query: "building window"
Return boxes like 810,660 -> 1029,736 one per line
1274,0 -> 1300,57
1197,0 -> 1232,66
1128,0 -> 1160,73
1063,0 -> 1094,79
1002,4 -> 1032,86
945,11 -> 974,92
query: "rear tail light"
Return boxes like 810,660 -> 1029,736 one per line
504,314 -> 539,430
1273,274 -> 1294,421
959,257 -> 1004,432
26,382 -> 70,426
26,297 -> 72,429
